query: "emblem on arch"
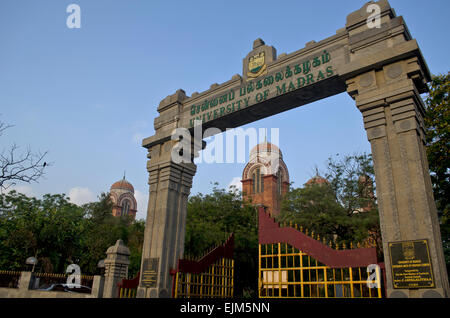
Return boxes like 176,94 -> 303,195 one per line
247,52 -> 267,78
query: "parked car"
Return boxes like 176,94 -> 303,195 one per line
39,284 -> 92,294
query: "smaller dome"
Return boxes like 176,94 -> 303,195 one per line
111,178 -> 134,193
305,175 -> 329,186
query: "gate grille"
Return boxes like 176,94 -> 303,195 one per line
172,233 -> 234,298
259,242 -> 381,298
258,207 -> 383,298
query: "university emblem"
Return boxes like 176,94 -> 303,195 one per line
402,242 -> 415,260
247,52 -> 267,78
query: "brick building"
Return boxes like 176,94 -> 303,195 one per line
110,177 -> 137,220
241,141 -> 290,216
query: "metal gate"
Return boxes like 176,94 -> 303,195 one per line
172,233 -> 234,298
258,207 -> 383,298
117,272 -> 139,298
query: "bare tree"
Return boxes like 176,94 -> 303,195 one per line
0,119 -> 50,191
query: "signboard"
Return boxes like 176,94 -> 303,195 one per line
140,258 -> 159,288
389,239 -> 434,289
262,270 -> 288,289
187,50 -> 335,128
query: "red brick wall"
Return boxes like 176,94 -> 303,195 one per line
242,175 -> 289,216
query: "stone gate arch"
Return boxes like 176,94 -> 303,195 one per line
136,0 -> 449,298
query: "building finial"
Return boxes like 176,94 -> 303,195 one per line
123,170 -> 126,180
253,38 -> 265,49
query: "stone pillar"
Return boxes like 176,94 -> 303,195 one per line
102,239 -> 130,298
18,272 -> 33,290
137,89 -> 198,298
91,275 -> 104,298
346,58 -> 449,298
136,144 -> 196,298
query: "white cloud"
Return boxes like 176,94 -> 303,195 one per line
134,189 -> 148,220
68,187 -> 96,206
228,177 -> 242,192
4,185 -> 35,196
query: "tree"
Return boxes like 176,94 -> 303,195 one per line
0,191 -> 86,272
0,119 -> 49,191
126,219 -> 146,278
425,73 -> 449,216
424,72 -> 450,275
0,190 -> 145,276
324,153 -> 376,216
78,192 -> 134,275
277,153 -> 382,256
185,185 -> 258,297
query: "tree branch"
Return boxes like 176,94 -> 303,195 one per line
0,120 -> 50,191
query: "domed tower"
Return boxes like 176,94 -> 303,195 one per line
305,175 -> 329,186
110,176 -> 137,220
241,141 -> 289,216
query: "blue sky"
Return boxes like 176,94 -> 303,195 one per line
1,0 -> 449,220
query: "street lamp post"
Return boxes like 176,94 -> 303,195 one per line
25,257 -> 38,273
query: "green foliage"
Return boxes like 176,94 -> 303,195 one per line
425,73 -> 450,216
441,210 -> 450,279
0,191 -> 144,277
0,191 -> 86,272
277,153 -> 382,257
127,219 -> 145,277
77,193 -> 133,275
185,184 -> 258,298
325,153 -> 375,215
424,72 -> 450,276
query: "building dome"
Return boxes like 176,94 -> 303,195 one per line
110,178 -> 134,193
305,175 -> 329,186
243,141 -> 289,180
249,142 -> 282,160
110,176 -> 137,220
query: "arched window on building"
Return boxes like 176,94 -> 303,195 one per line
252,167 -> 264,193
277,170 -> 283,195
121,199 -> 130,216
261,170 -> 264,193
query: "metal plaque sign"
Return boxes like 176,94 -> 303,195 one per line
389,239 -> 434,289
140,258 -> 159,288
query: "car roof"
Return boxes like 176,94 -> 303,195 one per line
49,283 -> 91,288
